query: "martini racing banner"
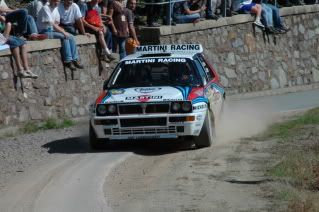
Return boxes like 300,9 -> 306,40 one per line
136,44 -> 203,54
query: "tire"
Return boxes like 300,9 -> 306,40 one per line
89,123 -> 104,150
194,110 -> 215,148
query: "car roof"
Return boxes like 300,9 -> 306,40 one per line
122,44 -> 203,61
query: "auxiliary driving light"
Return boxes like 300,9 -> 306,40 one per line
181,102 -> 192,113
107,104 -> 117,114
97,104 -> 107,116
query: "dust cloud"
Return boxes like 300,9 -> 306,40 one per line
216,99 -> 276,143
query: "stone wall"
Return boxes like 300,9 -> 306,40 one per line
1,5 -> 319,127
0,36 -> 117,127
140,5 -> 319,95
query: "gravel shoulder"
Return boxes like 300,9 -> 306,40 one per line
0,123 -> 88,194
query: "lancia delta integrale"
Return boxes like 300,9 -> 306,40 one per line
89,44 -> 225,149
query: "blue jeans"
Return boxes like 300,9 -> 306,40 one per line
105,27 -> 112,50
5,9 -> 28,36
41,30 -> 78,63
206,0 -> 220,17
262,3 -> 283,28
174,13 -> 200,24
262,4 -> 273,27
26,15 -> 38,35
112,36 -> 126,59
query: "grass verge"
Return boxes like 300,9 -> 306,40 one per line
21,118 -> 76,134
262,107 -> 319,211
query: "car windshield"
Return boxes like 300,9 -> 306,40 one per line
108,58 -> 201,88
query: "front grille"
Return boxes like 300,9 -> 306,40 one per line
111,126 -> 176,135
119,105 -> 142,114
118,103 -> 169,115
146,104 -> 169,113
120,117 -> 167,127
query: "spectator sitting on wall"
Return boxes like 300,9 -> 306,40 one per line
206,0 -> 220,20
232,0 -> 264,28
261,0 -> 289,34
79,0 -> 116,62
0,22 -> 38,78
98,0 -> 113,52
58,0 -> 86,35
25,0 -> 48,21
108,0 -> 130,59
173,0 -> 206,24
145,0 -> 163,27
37,0 -> 84,71
0,0 -> 48,40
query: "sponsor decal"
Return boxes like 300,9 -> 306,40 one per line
136,44 -> 202,53
110,89 -> 125,95
193,104 -> 207,110
125,95 -> 163,102
134,87 -> 162,93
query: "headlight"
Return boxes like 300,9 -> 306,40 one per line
171,101 -> 192,113
97,104 -> 107,116
107,104 -> 117,114
171,102 -> 181,112
181,102 -> 192,113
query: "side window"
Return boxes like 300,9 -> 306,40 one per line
197,55 -> 214,81
194,59 -> 208,85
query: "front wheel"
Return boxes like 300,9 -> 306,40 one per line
194,110 -> 215,148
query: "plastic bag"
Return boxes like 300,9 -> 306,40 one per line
125,38 -> 139,55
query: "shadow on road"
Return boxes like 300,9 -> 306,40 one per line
42,136 -> 196,156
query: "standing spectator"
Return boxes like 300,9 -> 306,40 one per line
108,0 -> 130,59
0,22 -> 38,78
58,0 -> 86,35
126,0 -> 139,45
173,0 -> 206,24
79,0 -> 115,62
232,0 -> 264,28
37,0 -> 84,70
125,0 -> 139,54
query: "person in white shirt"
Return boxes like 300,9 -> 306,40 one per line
58,0 -> 86,35
37,0 -> 83,70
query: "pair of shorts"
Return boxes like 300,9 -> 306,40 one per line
6,36 -> 25,49
240,3 -> 256,12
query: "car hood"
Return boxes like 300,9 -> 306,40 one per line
97,86 -> 195,104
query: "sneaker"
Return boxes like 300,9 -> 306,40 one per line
72,60 -> 84,69
17,70 -> 31,78
25,70 -> 38,79
280,25 -> 290,32
64,62 -> 76,71
29,34 -> 48,41
254,20 -> 265,28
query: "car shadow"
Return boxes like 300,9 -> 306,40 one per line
42,136 -> 196,156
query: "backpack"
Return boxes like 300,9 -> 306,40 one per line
85,9 -> 102,27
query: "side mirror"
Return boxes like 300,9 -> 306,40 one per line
103,80 -> 109,90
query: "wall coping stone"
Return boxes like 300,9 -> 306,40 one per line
0,35 -> 97,57
140,5 -> 319,36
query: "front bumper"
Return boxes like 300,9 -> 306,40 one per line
90,111 -> 206,140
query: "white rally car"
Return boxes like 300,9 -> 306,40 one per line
89,44 -> 225,149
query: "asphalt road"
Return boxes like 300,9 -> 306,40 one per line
0,88 -> 318,212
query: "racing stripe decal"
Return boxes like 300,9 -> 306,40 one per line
102,92 -> 112,103
192,97 -> 208,104
174,86 -> 191,100
211,83 -> 225,95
